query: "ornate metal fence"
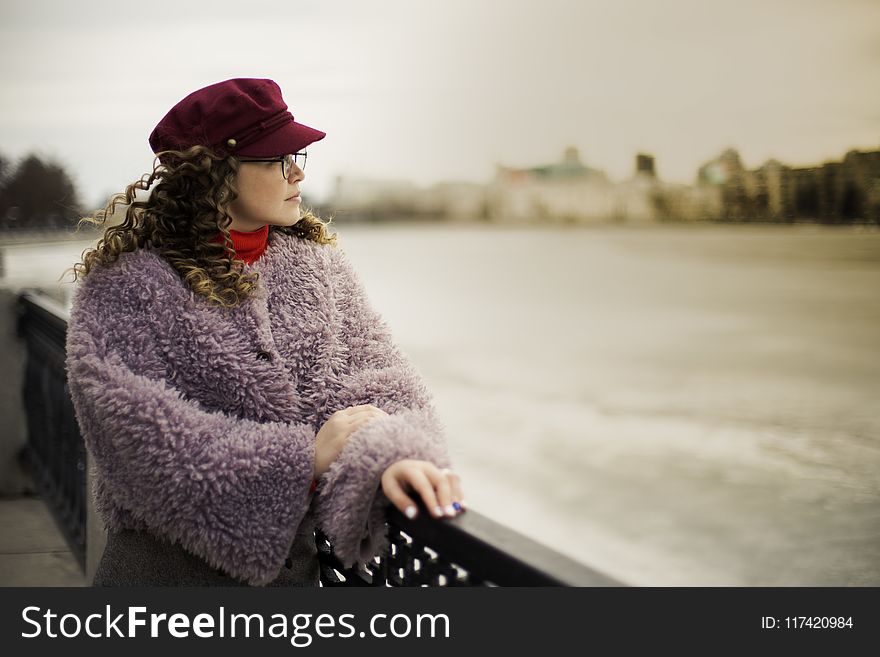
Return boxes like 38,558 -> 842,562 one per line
316,504 -> 623,586
16,289 -> 624,587
16,290 -> 87,571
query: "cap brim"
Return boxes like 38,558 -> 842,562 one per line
239,119 -> 326,157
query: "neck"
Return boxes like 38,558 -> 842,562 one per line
209,224 -> 270,264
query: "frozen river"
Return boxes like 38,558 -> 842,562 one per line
4,221 -> 878,585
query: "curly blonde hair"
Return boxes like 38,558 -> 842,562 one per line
62,144 -> 338,308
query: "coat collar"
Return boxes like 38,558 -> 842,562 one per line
208,224 -> 270,264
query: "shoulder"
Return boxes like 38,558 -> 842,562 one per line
270,228 -> 339,259
264,229 -> 347,281
69,247 -> 186,322
78,247 -> 181,288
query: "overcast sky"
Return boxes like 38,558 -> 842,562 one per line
1,0 -> 878,208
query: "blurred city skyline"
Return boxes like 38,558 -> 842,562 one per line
1,0 -> 878,209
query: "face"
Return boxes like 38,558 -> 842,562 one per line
225,155 -> 304,232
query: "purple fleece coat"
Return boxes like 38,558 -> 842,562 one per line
65,228 -> 452,586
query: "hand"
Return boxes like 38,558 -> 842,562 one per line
381,459 -> 466,519
314,404 -> 389,479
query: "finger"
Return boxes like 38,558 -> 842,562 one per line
441,468 -> 466,512
343,418 -> 376,439
343,404 -> 385,414
339,405 -> 376,418
342,409 -> 379,422
380,472 -> 419,519
333,405 -> 372,419
347,413 -> 387,432
405,468 -> 444,518
425,464 -> 455,516
342,409 -> 388,428
343,407 -> 388,422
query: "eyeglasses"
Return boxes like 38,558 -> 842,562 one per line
238,151 -> 307,179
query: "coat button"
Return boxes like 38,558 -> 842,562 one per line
256,350 -> 272,362
285,558 -> 293,569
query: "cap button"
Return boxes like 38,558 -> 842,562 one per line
226,138 -> 237,148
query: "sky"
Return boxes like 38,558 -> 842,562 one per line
1,0 -> 878,208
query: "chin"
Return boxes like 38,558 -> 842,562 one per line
273,213 -> 302,227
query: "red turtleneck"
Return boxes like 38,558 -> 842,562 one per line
209,224 -> 270,264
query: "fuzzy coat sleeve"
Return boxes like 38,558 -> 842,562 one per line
313,245 -> 452,568
65,267 -> 317,586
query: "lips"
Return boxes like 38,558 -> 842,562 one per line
285,193 -> 301,201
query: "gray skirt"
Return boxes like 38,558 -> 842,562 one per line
93,515 -> 321,587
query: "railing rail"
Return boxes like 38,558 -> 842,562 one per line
317,505 -> 622,586
16,289 -> 625,587
16,289 -> 86,572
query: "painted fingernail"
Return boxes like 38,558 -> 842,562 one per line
444,504 -> 456,516
405,505 -> 417,519
434,506 -> 443,517
452,502 -> 462,512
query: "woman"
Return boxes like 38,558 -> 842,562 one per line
63,78 -> 464,586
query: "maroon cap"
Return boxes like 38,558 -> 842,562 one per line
148,78 -> 326,163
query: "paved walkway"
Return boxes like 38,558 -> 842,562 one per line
0,494 -> 87,586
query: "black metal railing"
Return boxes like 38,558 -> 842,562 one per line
16,289 -> 625,587
16,290 -> 87,571
316,503 -> 622,586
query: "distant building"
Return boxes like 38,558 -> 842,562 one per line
839,149 -> 880,222
487,146 -> 626,224
635,153 -> 656,178
327,175 -> 487,222
488,147 -> 721,224
421,181 -> 489,221
755,159 -> 790,221
325,144 -> 880,225
697,146 -> 880,223
327,175 -> 438,222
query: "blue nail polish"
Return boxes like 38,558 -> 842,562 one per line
452,502 -> 462,511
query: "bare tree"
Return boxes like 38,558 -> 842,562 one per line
0,153 -> 83,231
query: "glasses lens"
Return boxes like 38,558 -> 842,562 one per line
281,152 -> 307,179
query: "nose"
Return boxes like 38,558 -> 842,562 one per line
288,162 -> 305,182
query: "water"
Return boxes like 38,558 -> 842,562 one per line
4,222 -> 879,585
